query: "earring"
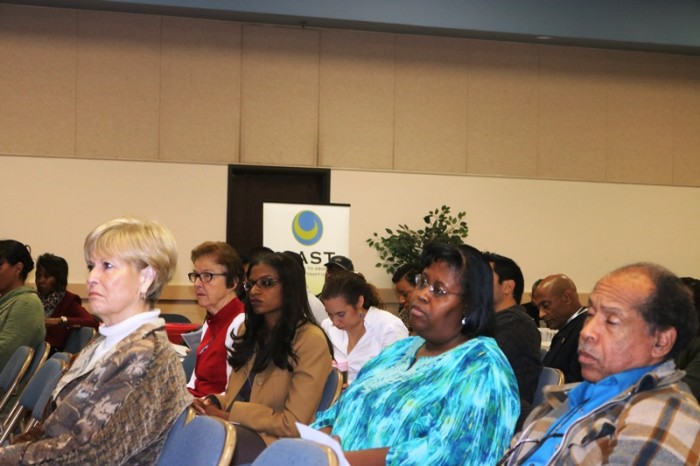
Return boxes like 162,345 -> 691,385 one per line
461,316 -> 467,326
140,291 -> 147,301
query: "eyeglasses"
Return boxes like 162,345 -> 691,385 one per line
413,274 -> 460,298
243,277 -> 281,292
188,272 -> 227,283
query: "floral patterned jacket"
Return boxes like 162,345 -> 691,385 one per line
0,319 -> 192,465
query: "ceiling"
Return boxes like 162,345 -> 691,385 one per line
5,0 -> 700,55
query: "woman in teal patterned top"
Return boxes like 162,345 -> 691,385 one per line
312,243 -> 519,466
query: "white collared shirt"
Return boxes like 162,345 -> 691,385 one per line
321,306 -> 409,384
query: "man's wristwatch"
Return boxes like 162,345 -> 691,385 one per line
60,316 -> 68,325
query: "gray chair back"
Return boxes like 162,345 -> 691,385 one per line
157,413 -> 236,466
50,352 -> 71,364
22,342 -> 50,385
0,358 -> 66,443
162,313 -> 192,324
64,327 -> 96,354
533,366 -> 565,406
317,368 -> 343,413
182,348 -> 197,380
0,346 -> 34,413
252,438 -> 339,466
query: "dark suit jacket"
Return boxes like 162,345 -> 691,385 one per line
543,308 -> 588,383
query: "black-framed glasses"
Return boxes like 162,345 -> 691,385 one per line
243,277 -> 281,293
188,272 -> 227,283
413,274 -> 460,298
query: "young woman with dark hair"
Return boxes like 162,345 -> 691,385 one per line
320,271 -> 408,384
192,252 -> 333,465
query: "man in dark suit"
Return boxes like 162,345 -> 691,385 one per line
534,274 -> 588,382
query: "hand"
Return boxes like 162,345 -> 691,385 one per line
45,318 -> 62,327
191,397 -> 209,415
191,397 -> 228,420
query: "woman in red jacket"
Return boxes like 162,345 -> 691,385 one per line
36,253 -> 98,352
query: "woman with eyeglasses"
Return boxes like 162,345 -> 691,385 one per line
192,251 -> 333,465
320,271 -> 408,384
187,241 -> 245,397
311,243 -> 519,466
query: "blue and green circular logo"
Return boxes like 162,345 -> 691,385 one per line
292,210 -> 323,246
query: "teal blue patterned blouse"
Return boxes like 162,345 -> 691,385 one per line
312,336 -> 519,466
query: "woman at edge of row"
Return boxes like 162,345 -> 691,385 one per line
0,217 -> 191,464
0,240 -> 45,370
311,242 -> 520,466
193,251 -> 333,465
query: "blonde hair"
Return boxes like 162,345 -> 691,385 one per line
84,217 -> 177,307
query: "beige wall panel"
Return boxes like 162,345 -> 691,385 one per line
3,155 -> 228,287
318,30 -> 394,169
537,46 -> 608,181
394,35 -> 468,173
240,25 -> 319,166
75,11 -> 160,160
331,169 -> 700,293
467,40 -> 538,177
160,18 -> 241,163
0,5 -> 77,156
605,51 -> 675,184
672,56 -> 700,187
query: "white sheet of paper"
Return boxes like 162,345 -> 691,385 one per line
295,423 -> 351,466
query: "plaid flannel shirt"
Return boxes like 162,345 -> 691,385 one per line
501,360 -> 700,466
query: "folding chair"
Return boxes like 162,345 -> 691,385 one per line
182,349 -> 197,381
317,368 -> 343,412
63,327 -> 96,354
157,412 -> 236,466
252,438 -> 339,466
0,346 -> 34,415
533,367 -> 565,406
0,358 -> 66,443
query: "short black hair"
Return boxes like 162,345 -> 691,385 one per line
0,240 -> 34,281
391,263 -> 420,284
421,243 -> 494,339
37,253 -> 69,291
482,251 -> 525,304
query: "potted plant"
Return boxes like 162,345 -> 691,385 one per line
366,205 -> 469,275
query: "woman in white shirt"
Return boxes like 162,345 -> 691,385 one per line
320,271 -> 408,384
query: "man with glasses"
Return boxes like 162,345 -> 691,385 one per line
484,252 -> 542,431
501,263 -> 700,465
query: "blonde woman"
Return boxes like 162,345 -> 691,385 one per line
1,217 -> 191,464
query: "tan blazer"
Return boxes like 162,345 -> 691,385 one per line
215,323 -> 332,445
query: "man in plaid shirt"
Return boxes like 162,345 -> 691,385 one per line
501,263 -> 700,466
